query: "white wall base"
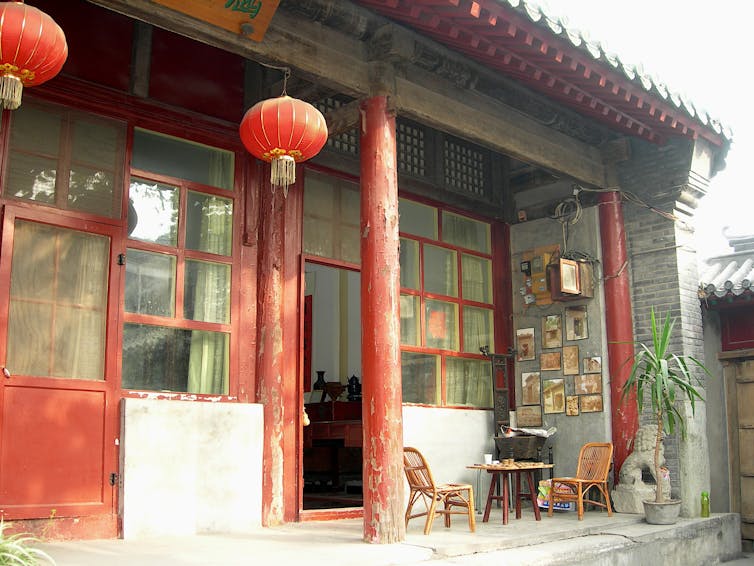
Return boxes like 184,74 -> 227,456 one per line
120,398 -> 263,538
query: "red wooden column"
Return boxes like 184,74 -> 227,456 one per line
599,191 -> 638,481
256,171 -> 288,526
359,95 -> 405,543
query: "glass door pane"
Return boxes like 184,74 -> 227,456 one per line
7,220 -> 109,380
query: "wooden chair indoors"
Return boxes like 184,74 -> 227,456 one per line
547,442 -> 614,520
403,446 -> 476,535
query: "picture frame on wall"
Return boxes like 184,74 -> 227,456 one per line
583,356 -> 602,374
559,258 -> 580,294
563,345 -> 579,375
565,306 -> 588,341
542,314 -> 562,348
543,378 -> 565,414
574,374 -> 602,395
516,404 -> 543,427
521,371 -> 541,405
566,395 -> 579,416
516,327 -> 536,361
580,394 -> 603,413
540,351 -> 561,371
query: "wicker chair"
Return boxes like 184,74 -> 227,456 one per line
403,446 -> 476,535
547,442 -> 614,520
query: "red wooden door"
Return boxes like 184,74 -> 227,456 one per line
0,206 -> 121,522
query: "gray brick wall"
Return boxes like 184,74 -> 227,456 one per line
617,136 -> 710,503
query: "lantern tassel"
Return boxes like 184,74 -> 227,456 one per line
0,76 -> 23,110
270,155 -> 296,197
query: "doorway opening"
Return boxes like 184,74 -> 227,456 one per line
302,261 -> 363,510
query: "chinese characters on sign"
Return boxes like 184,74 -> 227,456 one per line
224,0 -> 262,19
152,0 -> 281,42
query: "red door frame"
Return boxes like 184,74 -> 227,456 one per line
0,205 -> 122,531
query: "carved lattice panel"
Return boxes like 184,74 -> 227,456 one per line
397,120 -> 425,177
443,137 -> 488,199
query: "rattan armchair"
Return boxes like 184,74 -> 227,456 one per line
403,446 -> 476,535
547,442 -> 613,520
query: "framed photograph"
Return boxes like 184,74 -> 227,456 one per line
516,405 -> 542,427
540,351 -> 561,371
565,306 -> 588,341
542,378 -> 565,414
566,395 -> 580,416
559,259 -> 580,294
516,328 -> 536,361
580,393 -> 604,413
563,345 -> 579,375
584,356 -> 602,374
521,371 -> 541,405
574,374 -> 602,395
542,314 -> 562,348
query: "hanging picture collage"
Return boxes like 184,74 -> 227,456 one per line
515,305 -> 602,426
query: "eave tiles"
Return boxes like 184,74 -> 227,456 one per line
353,0 -> 732,148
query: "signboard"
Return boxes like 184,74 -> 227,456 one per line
152,0 -> 281,42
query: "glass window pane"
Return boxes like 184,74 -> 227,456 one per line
400,238 -> 420,290
446,358 -> 492,408
67,118 -> 123,218
303,170 -> 360,264
399,198 -> 437,239
7,221 -> 108,380
6,153 -> 57,203
463,306 -> 494,354
304,172 -> 335,220
68,166 -> 117,216
185,259 -> 230,323
6,102 -> 60,203
425,299 -> 458,351
303,215 -> 334,258
185,191 -> 233,256
125,249 -> 176,317
7,103 -> 125,217
128,178 -> 179,245
401,352 -> 440,405
71,118 -> 122,168
340,225 -> 360,265
122,324 -> 229,394
400,294 -> 420,346
442,211 -> 490,253
132,128 -> 234,190
462,254 -> 492,303
9,103 -> 62,155
424,245 -> 457,297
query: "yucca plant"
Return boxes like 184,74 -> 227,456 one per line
621,307 -> 709,504
0,521 -> 55,565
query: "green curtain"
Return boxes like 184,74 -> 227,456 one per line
186,195 -> 230,395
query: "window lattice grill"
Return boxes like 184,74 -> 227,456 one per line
397,121 -> 425,177
315,97 -> 358,156
443,138 -> 487,199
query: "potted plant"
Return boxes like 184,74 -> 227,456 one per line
621,307 -> 709,524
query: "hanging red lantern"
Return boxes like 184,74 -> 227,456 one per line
0,1 -> 68,110
239,95 -> 328,196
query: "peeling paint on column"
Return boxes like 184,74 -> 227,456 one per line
360,95 -> 405,544
256,181 -> 288,527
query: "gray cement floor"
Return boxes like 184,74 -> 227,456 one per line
36,512 -> 748,566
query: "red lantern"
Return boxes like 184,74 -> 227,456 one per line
239,95 -> 328,196
0,1 -> 67,110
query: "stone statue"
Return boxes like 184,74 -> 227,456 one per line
611,424 -> 671,514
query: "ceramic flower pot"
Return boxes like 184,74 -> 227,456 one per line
643,499 -> 681,524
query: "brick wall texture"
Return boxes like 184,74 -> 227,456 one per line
616,136 -> 710,499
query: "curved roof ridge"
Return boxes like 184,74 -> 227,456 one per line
502,0 -> 733,141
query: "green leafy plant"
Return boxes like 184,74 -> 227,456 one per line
0,520 -> 55,565
621,307 -> 709,504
